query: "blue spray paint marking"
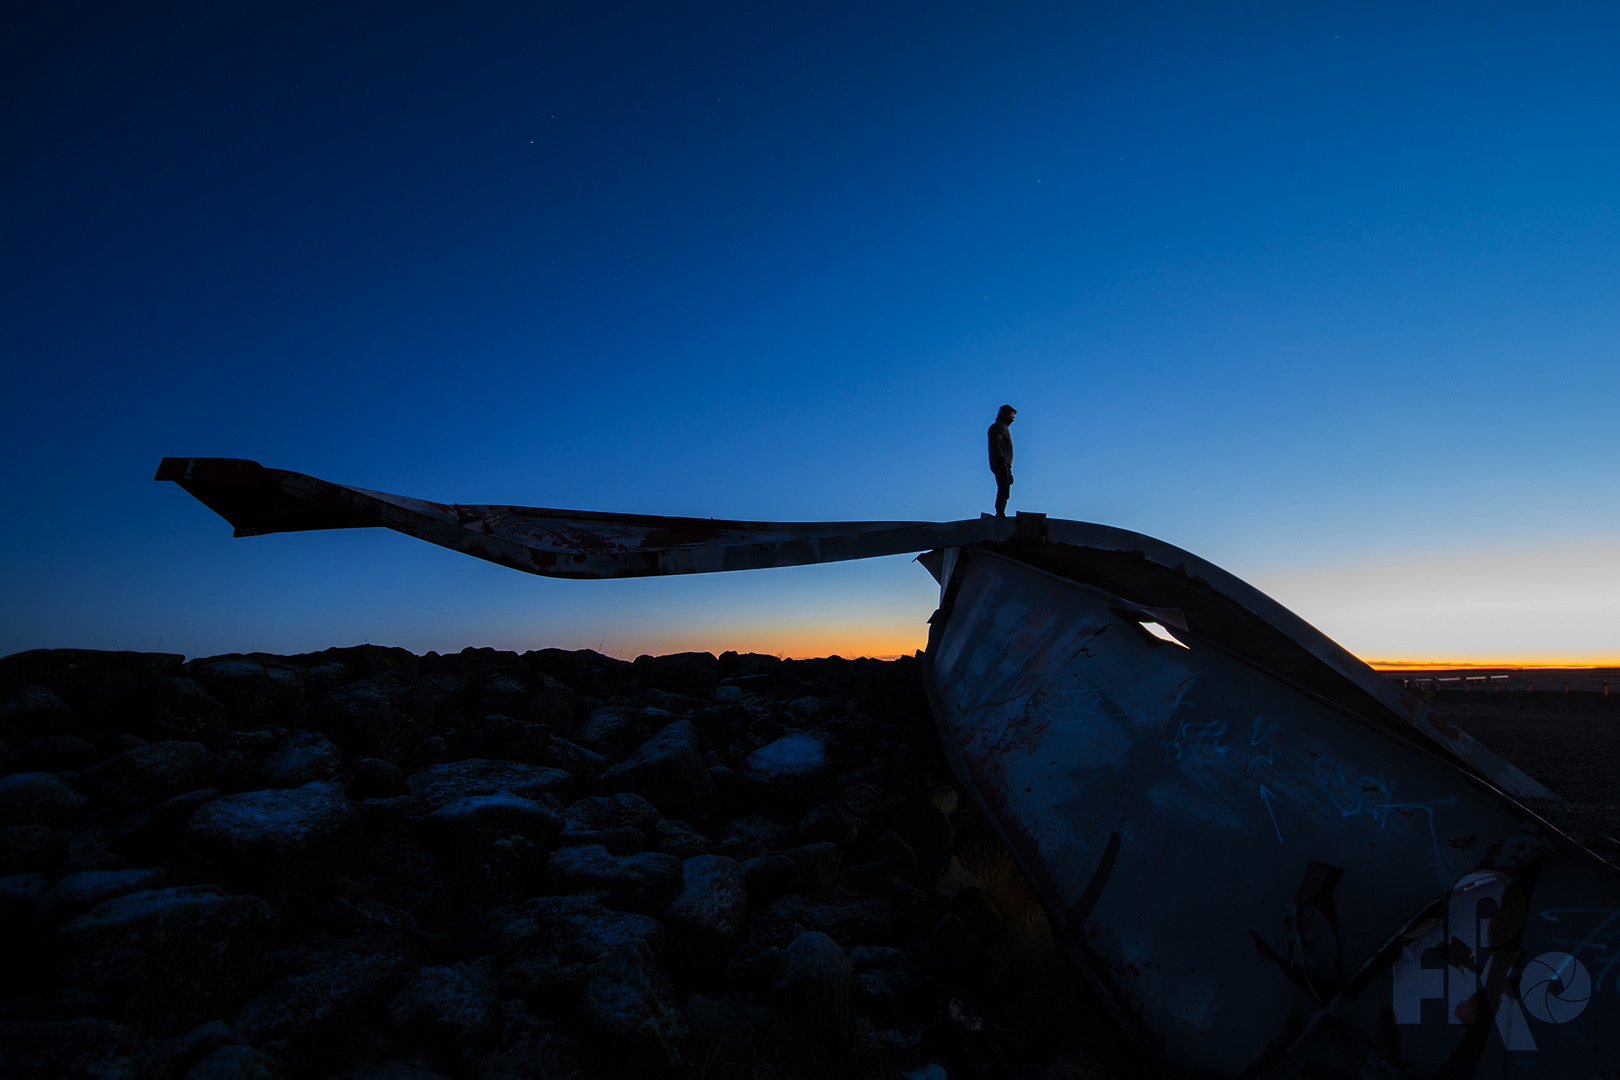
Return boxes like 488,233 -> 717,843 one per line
1259,784 -> 1283,844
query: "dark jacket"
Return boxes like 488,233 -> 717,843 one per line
987,421 -> 1014,473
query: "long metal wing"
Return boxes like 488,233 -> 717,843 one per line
156,456 -> 1553,802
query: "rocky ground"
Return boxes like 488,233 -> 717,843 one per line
0,645 -> 1157,1080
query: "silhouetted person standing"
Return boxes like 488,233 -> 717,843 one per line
988,404 -> 1016,517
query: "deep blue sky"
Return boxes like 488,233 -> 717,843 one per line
4,2 -> 1617,662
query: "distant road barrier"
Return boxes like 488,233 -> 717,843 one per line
1381,668 -> 1617,695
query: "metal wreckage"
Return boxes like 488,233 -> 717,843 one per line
159,457 -> 1620,1079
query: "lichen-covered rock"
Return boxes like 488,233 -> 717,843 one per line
0,772 -> 87,827
493,895 -> 666,1000
736,732 -> 836,802
545,844 -> 682,914
565,791 -> 661,833
576,704 -> 678,761
232,934 -> 426,1077
385,963 -> 501,1051
259,732 -> 342,788
715,814 -> 791,859
601,720 -> 719,825
35,866 -> 166,928
54,885 -> 279,1034
543,735 -> 607,785
79,741 -> 218,812
663,854 -> 746,949
179,781 -> 362,885
313,671 -> 432,764
407,759 -> 572,811
188,656 -> 305,728
653,818 -> 713,859
575,938 -> 687,1075
417,792 -> 561,852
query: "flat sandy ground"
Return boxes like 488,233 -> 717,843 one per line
1427,690 -> 1620,854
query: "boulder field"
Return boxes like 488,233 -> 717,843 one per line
0,645 -> 1150,1080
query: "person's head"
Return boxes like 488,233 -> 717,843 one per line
997,404 -> 1017,424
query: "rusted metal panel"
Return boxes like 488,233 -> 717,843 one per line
921,548 -> 1620,1078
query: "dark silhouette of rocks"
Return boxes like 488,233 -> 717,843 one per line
0,643 -> 1153,1079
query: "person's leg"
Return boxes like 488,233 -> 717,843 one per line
994,472 -> 1010,516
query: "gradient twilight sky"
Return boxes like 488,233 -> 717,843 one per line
3,2 -> 1617,664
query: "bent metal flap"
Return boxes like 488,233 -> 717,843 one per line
921,548 -> 1618,1078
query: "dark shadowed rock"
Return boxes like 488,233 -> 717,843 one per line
259,732 -> 342,788
318,894 -> 420,937
664,854 -> 747,949
891,801 -> 954,857
356,795 -> 426,836
773,930 -> 853,1006
485,998 -> 598,1080
525,672 -> 577,731
601,720 -> 719,825
653,818 -> 713,859
542,735 -> 606,785
164,1019 -> 243,1072
313,671 -> 432,764
741,854 -> 802,906
179,781 -> 363,885
0,824 -> 65,873
566,791 -> 661,833
407,759 -> 572,810
35,866 -> 166,928
546,844 -> 682,913
925,912 -> 982,974
783,841 -> 847,891
575,938 -> 687,1074
0,772 -> 87,827
716,814 -> 790,859
721,943 -> 781,989
749,892 -> 893,949
350,756 -> 409,798
0,685 -> 78,743
0,649 -> 184,732
186,1045 -> 277,1080
114,788 -> 220,857
577,704 -> 680,762
478,673 -> 531,716
385,963 -> 501,1051
147,678 -> 228,741
554,824 -> 644,854
632,651 -> 719,700
736,732 -> 836,802
798,801 -> 858,847
55,885 -> 279,1033
287,644 -> 419,700
493,894 -> 666,1000
188,656 -> 305,728
0,1017 -> 175,1080
682,990 -> 771,1045
6,735 -> 101,774
417,792 -> 561,852
832,762 -> 905,824
79,741 -> 218,812
232,934 -> 426,1077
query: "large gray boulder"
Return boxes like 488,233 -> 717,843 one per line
662,854 -> 747,949
575,939 -> 687,1075
313,671 -> 432,764
259,732 -> 342,788
188,655 -> 305,728
493,895 -> 665,1001
385,963 -> 501,1052
80,741 -> 217,811
600,720 -> 719,825
146,677 -> 228,741
0,772 -> 87,827
736,732 -> 836,802
54,885 -> 279,1034
179,781 -> 362,885
545,844 -> 682,914
773,930 -> 854,1006
34,866 -> 165,928
232,934 -> 426,1077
